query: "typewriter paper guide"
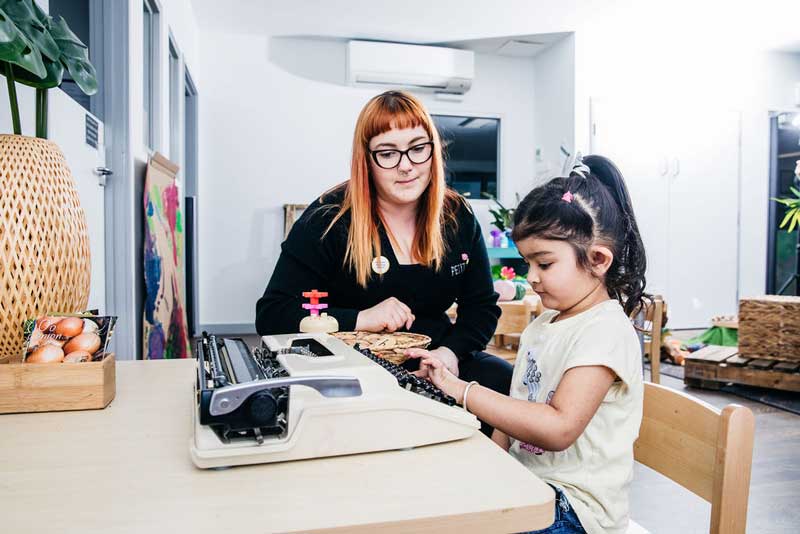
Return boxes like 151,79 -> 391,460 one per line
191,333 -> 479,468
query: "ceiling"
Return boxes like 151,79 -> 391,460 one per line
190,0 -> 800,55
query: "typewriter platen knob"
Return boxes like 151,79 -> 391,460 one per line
247,391 -> 278,427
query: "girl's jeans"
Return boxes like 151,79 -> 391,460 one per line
522,484 -> 587,534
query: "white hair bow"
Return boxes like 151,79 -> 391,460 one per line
561,150 -> 590,179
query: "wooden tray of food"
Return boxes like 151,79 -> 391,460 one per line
0,353 -> 116,414
332,331 -> 431,364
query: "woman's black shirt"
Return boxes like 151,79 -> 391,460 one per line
255,188 -> 500,359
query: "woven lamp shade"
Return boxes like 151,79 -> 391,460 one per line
0,135 -> 90,363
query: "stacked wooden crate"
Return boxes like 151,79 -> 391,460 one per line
684,296 -> 800,392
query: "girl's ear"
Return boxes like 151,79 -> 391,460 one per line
588,245 -> 614,276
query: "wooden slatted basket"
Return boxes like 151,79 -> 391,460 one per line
0,135 -> 91,363
332,332 -> 431,365
738,296 -> 800,362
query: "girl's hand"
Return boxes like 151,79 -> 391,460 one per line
406,347 -> 459,376
406,349 -> 466,401
356,297 -> 415,332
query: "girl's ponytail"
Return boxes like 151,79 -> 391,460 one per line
583,155 -> 648,316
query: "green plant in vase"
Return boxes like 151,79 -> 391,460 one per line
482,192 -> 517,232
0,0 -> 98,137
0,0 -> 99,362
771,161 -> 800,295
772,176 -> 800,233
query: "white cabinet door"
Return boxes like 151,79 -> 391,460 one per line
666,108 -> 740,328
48,89 -> 106,312
590,99 -> 670,299
591,100 -> 740,328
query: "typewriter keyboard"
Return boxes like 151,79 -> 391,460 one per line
356,346 -> 457,407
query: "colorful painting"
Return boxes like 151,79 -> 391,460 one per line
143,153 -> 191,359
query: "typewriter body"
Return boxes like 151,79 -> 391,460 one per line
191,332 -> 479,468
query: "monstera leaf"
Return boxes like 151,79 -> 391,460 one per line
0,0 -> 59,61
0,2 -> 98,137
50,16 -> 96,95
0,6 -> 45,78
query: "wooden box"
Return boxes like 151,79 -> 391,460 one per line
0,355 -> 115,414
738,296 -> 800,362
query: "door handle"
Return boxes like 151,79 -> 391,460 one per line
659,157 -> 669,177
93,166 -> 113,187
671,158 -> 680,178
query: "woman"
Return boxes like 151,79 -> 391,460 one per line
255,90 -> 511,433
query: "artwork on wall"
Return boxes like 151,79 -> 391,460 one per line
283,203 -> 308,239
143,153 -> 191,359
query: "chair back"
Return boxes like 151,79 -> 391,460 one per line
494,295 -> 543,336
632,295 -> 665,383
634,382 -> 755,534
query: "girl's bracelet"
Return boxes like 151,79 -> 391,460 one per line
462,381 -> 479,413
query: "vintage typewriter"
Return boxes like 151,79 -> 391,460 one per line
191,332 -> 479,468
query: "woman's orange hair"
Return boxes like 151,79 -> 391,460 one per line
324,90 -> 463,288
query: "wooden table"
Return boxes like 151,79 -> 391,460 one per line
0,360 -> 554,533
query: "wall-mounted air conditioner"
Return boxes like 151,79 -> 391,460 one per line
347,41 -> 474,94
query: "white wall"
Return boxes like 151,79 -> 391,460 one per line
196,33 -> 538,329
533,34 -> 575,185
188,0 -> 800,330
568,8 -> 800,301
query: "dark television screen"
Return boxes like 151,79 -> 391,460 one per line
432,114 -> 500,199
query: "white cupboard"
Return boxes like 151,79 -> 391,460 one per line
590,99 -> 740,329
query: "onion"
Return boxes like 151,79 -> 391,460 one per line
27,344 -> 65,363
64,350 -> 92,363
38,316 -> 64,333
55,317 -> 84,337
63,332 -> 101,355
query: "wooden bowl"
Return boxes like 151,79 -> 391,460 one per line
332,331 -> 431,365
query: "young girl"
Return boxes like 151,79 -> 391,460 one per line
408,155 -> 647,534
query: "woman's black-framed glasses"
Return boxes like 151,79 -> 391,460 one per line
369,141 -> 434,170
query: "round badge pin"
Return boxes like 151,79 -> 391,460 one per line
371,255 -> 390,274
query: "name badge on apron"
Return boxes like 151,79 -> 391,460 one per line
372,255 -> 390,274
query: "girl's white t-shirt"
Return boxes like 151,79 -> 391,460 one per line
508,299 -> 643,534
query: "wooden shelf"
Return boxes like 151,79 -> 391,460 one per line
487,247 -> 520,259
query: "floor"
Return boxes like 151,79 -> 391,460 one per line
236,331 -> 800,533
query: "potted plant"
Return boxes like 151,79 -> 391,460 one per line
772,162 -> 800,233
483,192 -> 519,248
0,0 -> 98,362
771,161 -> 800,295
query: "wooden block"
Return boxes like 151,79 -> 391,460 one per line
747,359 -> 776,370
724,355 -> 751,367
687,345 -> 739,364
684,358 -> 800,393
773,361 -> 800,373
0,354 -> 116,414
684,377 -> 724,391
711,315 -> 739,329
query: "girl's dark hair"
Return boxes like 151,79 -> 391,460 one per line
511,155 -> 648,316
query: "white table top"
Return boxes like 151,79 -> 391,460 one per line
0,359 -> 554,533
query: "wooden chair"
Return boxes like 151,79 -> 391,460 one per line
493,295 -> 543,347
629,382 -> 755,534
634,295 -> 665,384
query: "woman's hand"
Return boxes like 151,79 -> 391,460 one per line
356,297 -> 415,332
407,350 -> 467,401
